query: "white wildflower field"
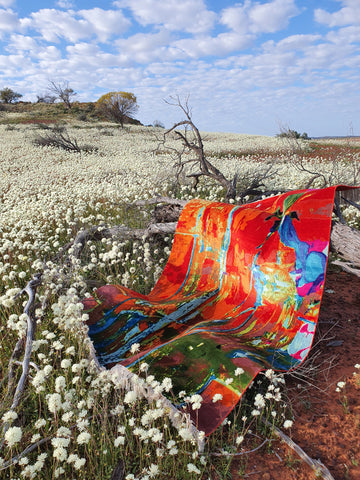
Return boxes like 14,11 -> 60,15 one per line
1,121 -> 360,479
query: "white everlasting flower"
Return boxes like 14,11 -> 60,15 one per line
130,343 -> 140,353
212,393 -> 223,403
56,426 -> 72,438
4,426 -> 22,446
61,411 -> 73,422
179,427 -> 194,442
139,362 -> 149,372
147,463 -> 159,477
77,418 -> 89,431
161,377 -> 172,392
47,393 -> 63,414
167,440 -> 176,449
265,369 -> 275,379
43,365 -> 53,376
235,367 -> 244,376
189,394 -> 203,411
187,463 -> 201,474
31,433 -> 41,443
114,436 -> 125,447
19,456 -> 29,466
60,358 -> 72,368
1,410 -> 18,423
254,393 -> 265,409
34,418 -> 46,429
54,466 -> 65,477
66,346 -> 76,355
77,431 -> 91,445
67,454 -> 86,469
74,457 -> 86,470
53,447 -> 68,461
55,376 -> 66,392
150,429 -> 163,443
236,435 -> 244,445
283,419 -> 293,429
124,390 -> 137,405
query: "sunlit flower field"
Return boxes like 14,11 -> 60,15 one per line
1,122 -> 359,479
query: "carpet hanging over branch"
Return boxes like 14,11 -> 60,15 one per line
83,185 -> 355,435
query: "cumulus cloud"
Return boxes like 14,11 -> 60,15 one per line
7,34 -> 40,53
21,8 -> 130,43
66,42 -> 122,68
21,9 -> 90,42
78,8 -> 131,42
0,1 -> 359,136
221,0 -> 300,34
315,0 -> 360,27
326,25 -> 360,45
115,30 -> 173,63
173,32 -> 253,58
0,8 -> 19,35
267,34 -> 322,51
115,0 -> 216,33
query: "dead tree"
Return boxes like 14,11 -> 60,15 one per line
33,125 -> 96,153
154,97 -> 236,200
156,96 -> 280,201
47,80 -> 77,110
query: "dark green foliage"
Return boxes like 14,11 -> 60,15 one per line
0,87 -> 22,104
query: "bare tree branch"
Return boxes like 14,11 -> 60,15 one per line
1,273 -> 42,449
264,420 -> 336,480
157,95 -> 238,200
47,80 -> 76,109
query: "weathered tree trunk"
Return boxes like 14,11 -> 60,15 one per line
330,222 -> 360,276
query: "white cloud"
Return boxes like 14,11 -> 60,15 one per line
0,8 -> 19,35
66,42 -> 122,68
268,34 -> 321,51
56,0 -> 74,8
22,9 -> 90,43
0,0 -> 14,7
173,32 -> 253,58
221,0 -> 299,34
7,34 -> 40,52
21,8 -> 130,43
78,8 -> 131,42
36,45 -> 62,62
315,0 -> 360,27
115,0 -> 216,33
115,30 -> 172,63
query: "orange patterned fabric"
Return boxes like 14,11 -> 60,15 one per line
84,186 -> 351,434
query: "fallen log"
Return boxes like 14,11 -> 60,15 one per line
330,222 -> 360,273
265,421 -> 336,480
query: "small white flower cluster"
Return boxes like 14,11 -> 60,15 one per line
336,380 -> 346,392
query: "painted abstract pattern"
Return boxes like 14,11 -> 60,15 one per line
83,186 -> 343,434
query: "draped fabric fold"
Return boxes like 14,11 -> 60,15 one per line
83,186 -> 350,434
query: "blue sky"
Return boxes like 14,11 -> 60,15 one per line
0,0 -> 359,136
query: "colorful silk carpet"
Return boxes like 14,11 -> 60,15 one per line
83,186 -> 350,435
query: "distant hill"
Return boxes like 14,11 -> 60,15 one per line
0,101 -> 142,126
